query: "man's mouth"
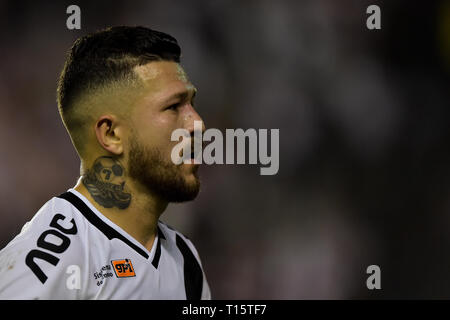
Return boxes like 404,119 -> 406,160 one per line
175,140 -> 206,164
178,147 -> 197,164
187,149 -> 198,164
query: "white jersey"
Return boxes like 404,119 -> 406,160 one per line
0,189 -> 211,300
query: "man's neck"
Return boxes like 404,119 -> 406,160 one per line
73,177 -> 168,252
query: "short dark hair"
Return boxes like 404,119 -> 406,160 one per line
56,26 -> 181,154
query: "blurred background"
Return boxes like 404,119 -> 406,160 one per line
0,0 -> 449,299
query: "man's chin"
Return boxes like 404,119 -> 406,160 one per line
180,162 -> 200,179
167,181 -> 201,203
182,161 -> 200,172
154,168 -> 201,203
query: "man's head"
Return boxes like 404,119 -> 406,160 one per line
57,26 -> 205,203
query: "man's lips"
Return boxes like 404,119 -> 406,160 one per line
173,138 -> 207,166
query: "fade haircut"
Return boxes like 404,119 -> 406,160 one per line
56,26 -> 181,157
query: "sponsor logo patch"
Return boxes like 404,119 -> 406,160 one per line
111,259 -> 136,278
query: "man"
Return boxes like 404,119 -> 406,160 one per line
0,26 -> 211,299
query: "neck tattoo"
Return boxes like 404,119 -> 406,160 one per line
82,156 -> 131,209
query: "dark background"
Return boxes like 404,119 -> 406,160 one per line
0,0 -> 449,299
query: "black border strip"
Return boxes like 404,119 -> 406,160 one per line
57,191 -> 150,260
176,234 -> 203,300
151,227 -> 166,268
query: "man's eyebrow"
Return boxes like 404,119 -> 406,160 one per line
163,87 -> 197,104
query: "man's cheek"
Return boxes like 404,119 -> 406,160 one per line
160,142 -> 180,165
143,128 -> 173,152
143,116 -> 174,139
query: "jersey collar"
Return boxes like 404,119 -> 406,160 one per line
57,189 -> 165,268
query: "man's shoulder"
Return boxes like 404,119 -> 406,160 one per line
0,193 -> 87,257
0,194 -> 88,298
3,194 -> 85,249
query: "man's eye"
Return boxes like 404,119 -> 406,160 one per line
166,103 -> 180,111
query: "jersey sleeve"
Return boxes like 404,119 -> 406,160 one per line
0,200 -> 88,299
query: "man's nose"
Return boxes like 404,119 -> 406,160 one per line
184,106 -> 205,134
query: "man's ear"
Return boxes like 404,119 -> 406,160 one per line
94,115 -> 124,155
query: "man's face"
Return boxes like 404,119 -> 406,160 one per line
126,61 -> 205,202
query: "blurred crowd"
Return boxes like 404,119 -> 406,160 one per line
0,0 -> 449,298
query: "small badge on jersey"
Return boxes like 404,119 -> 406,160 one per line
111,259 -> 136,278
